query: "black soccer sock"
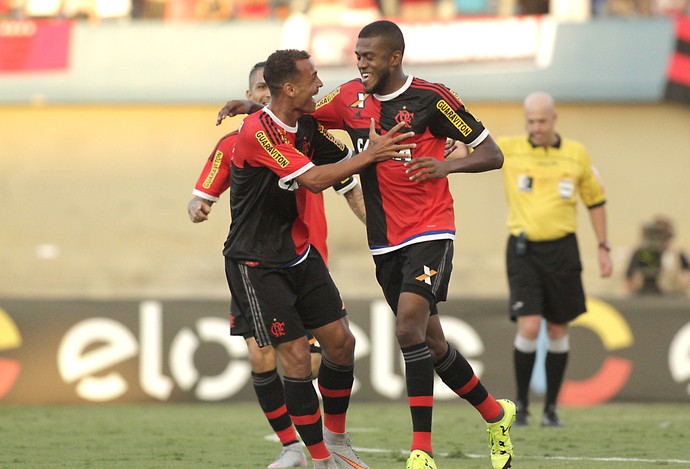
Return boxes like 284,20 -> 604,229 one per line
434,343 -> 501,421
545,351 -> 568,410
514,349 -> 536,409
317,355 -> 354,434
283,375 -> 329,460
402,342 -> 434,455
251,370 -> 299,446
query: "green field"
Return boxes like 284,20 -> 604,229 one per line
1,401 -> 688,468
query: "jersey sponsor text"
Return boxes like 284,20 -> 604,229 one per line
255,131 -> 289,168
436,99 -> 472,136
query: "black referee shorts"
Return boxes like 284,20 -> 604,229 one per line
506,233 -> 586,324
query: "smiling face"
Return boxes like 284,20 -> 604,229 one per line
355,36 -> 396,95
246,68 -> 270,105
291,58 -> 323,114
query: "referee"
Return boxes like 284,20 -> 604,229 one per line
497,91 -> 613,427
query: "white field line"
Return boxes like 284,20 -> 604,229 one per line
266,431 -> 690,465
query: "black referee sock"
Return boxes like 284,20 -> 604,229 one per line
545,351 -> 568,409
514,349 -> 536,410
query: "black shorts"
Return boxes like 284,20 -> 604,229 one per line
225,248 -> 346,348
229,297 -> 319,349
506,233 -> 586,324
373,239 -> 454,315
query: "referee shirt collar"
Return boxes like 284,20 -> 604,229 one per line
528,134 -> 562,149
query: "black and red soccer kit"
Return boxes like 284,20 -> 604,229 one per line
224,108 -> 352,347
313,75 -> 490,308
192,127 -> 356,339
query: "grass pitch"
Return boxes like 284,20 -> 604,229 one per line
1,401 -> 688,468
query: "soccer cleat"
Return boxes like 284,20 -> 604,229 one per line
405,449 -> 437,469
268,442 -> 308,468
323,429 -> 369,468
312,456 -> 338,469
541,405 -> 564,427
487,399 -> 516,469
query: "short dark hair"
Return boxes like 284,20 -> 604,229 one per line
358,20 -> 405,55
263,50 -> 311,95
248,61 -> 266,88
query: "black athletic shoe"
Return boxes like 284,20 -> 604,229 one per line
541,405 -> 563,427
513,401 -> 529,427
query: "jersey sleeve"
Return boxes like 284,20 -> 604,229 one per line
310,120 -> 353,166
428,85 -> 489,148
578,147 -> 607,208
313,86 -> 345,130
332,175 -> 358,195
236,113 -> 314,184
192,133 -> 235,201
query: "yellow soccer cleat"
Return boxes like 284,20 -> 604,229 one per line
486,399 -> 516,469
406,449 -> 437,469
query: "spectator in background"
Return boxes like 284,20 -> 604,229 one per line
625,215 -> 690,296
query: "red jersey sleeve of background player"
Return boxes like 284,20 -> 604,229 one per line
234,111 -> 313,180
313,80 -> 360,129
193,132 -> 236,201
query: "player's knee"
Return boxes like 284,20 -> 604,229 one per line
248,346 -> 277,372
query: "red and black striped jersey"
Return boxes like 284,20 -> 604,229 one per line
192,130 -> 357,265
223,108 -> 352,268
313,76 -> 489,255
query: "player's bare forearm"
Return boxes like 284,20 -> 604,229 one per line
405,137 -> 502,182
344,184 -> 366,224
445,136 -> 503,173
589,204 -> 613,277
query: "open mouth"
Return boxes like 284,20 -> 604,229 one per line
361,72 -> 372,84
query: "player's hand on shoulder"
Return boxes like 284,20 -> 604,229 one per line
366,119 -> 415,163
216,100 -> 258,125
188,196 -> 213,223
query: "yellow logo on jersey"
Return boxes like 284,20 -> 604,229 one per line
256,131 -> 289,168
436,99 -> 472,137
317,122 -> 346,151
316,87 -> 340,109
202,150 -> 224,189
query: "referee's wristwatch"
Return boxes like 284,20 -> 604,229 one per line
598,241 -> 611,252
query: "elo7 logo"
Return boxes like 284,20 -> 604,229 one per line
0,308 -> 22,399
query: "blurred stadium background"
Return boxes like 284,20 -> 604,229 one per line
1,0 -> 690,406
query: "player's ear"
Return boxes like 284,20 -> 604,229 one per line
391,50 -> 403,67
284,82 -> 296,97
